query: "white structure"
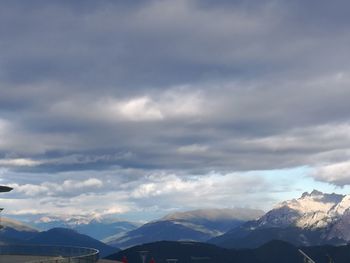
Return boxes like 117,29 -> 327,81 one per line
299,249 -> 316,263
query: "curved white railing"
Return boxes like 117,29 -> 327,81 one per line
0,245 -> 99,263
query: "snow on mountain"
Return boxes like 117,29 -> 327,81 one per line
211,190 -> 350,248
35,214 -> 102,227
164,208 -> 263,222
332,194 -> 350,215
257,190 -> 345,229
33,215 -> 139,241
278,190 -> 343,215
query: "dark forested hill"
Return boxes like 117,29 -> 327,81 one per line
106,240 -> 350,263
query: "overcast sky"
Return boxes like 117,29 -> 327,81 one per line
1,0 -> 350,223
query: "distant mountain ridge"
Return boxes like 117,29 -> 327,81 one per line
107,208 -> 263,249
0,217 -> 38,244
0,217 -> 118,257
211,190 -> 350,248
163,208 -> 263,222
28,228 -> 118,257
33,215 -> 139,241
1,217 -> 39,232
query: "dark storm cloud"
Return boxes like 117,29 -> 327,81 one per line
1,0 -> 350,212
0,0 -> 310,89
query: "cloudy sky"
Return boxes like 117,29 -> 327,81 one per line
1,0 -> 350,223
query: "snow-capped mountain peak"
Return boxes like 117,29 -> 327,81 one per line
212,190 -> 350,248
259,190 -> 347,229
35,215 -> 96,226
332,195 -> 350,215
276,190 -> 343,214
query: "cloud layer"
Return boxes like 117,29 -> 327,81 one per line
1,0 -> 350,220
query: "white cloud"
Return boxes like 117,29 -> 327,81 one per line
311,161 -> 350,186
129,172 -> 272,210
104,89 -> 204,122
160,88 -> 203,117
110,96 -> 164,121
12,178 -> 103,197
2,169 -> 277,221
2,195 -> 130,219
0,158 -> 42,167
177,144 -> 209,154
50,88 -> 203,124
62,178 -> 103,189
130,175 -> 195,199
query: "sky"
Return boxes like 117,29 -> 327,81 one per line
1,0 -> 350,223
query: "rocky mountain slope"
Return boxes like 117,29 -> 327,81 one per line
108,208 -> 263,249
211,190 -> 350,248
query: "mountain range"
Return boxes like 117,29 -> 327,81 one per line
0,217 -> 117,257
211,190 -> 350,248
4,190 -> 350,256
107,208 -> 263,249
33,215 -> 139,241
0,207 -> 262,256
